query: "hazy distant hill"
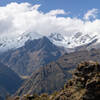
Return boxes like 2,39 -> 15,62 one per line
0,62 -> 23,100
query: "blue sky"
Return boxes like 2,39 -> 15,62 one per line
0,0 -> 100,18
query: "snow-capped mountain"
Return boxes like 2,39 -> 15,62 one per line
0,32 -> 43,52
48,32 -> 99,48
0,31 -> 100,52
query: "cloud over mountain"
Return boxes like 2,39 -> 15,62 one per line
0,2 -> 100,38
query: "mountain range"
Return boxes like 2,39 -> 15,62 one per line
0,36 -> 65,76
49,32 -> 99,49
0,32 -> 100,52
0,32 -> 100,100
15,49 -> 100,96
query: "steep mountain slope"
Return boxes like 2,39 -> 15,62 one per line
0,62 -> 23,100
16,62 -> 72,96
0,37 -> 65,76
16,49 -> 100,96
9,61 -> 100,100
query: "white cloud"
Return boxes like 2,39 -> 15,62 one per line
83,8 -> 98,20
32,4 -> 41,10
0,3 -> 100,39
46,9 -> 66,16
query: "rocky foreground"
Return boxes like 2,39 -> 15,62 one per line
54,61 -> 100,100
8,61 -> 100,100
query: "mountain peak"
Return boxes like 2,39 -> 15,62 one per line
0,31 -> 99,52
49,33 -> 65,42
0,36 -> 65,76
24,36 -> 54,51
49,32 -> 99,49
39,36 -> 52,46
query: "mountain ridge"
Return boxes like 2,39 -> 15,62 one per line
0,36 -> 65,76
0,32 -> 100,52
15,49 -> 100,97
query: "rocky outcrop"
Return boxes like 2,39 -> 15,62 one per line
53,61 -> 100,100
